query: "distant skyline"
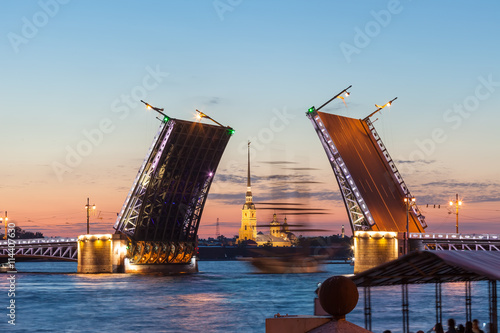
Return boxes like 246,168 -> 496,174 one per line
1,1 -> 499,238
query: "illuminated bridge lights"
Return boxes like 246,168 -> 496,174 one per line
355,231 -> 398,239
77,234 -> 113,241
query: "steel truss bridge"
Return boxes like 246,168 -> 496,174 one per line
0,238 -> 77,261
113,112 -> 233,266
307,99 -> 427,234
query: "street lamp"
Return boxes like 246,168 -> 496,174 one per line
140,100 -> 170,123
85,198 -> 96,234
404,196 -> 415,254
364,97 -> 398,120
449,193 -> 463,234
1,211 -> 8,240
307,85 -> 352,114
195,109 -> 226,127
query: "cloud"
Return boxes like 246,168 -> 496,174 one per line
208,189 -> 342,205
257,207 -> 328,211
258,161 -> 298,165
321,101 -> 357,113
257,202 -> 304,206
412,179 -> 500,204
421,180 -> 498,188
207,97 -> 220,105
114,186 -> 131,192
214,173 -> 246,184
283,167 -> 321,171
395,159 -> 436,165
214,172 -> 320,186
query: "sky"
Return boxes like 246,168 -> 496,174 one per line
1,0 -> 499,238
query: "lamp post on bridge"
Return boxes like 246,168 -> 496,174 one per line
85,198 -> 96,234
404,196 -> 415,255
449,193 -> 463,234
0,211 -> 8,240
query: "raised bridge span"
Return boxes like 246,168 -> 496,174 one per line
307,108 -> 427,234
306,89 -> 499,274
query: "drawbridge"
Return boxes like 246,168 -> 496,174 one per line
113,106 -> 233,266
306,87 -> 427,234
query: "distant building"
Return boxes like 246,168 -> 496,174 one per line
255,214 -> 295,247
237,141 -> 257,243
237,142 -> 294,247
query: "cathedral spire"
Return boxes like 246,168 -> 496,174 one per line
246,141 -> 253,203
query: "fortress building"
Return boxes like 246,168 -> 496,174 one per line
237,142 -> 257,243
237,142 -> 294,247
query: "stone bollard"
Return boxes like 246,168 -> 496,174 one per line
317,276 -> 359,320
266,275 -> 372,333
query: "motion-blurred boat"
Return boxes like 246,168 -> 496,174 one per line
0,262 -> 14,273
248,255 -> 325,274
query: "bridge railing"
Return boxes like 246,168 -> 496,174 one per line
0,238 -> 77,246
410,233 -> 500,241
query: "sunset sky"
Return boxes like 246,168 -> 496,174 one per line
1,1 -> 499,238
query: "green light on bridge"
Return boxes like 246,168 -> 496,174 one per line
308,106 -> 315,113
163,116 -> 170,123
228,128 -> 235,135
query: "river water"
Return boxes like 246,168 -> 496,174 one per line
0,261 -> 495,333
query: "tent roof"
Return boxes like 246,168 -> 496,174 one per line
350,251 -> 500,287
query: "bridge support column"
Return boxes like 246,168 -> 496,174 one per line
353,231 -> 400,274
435,280 -> 442,326
77,234 -> 127,273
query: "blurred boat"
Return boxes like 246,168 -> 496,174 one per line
248,255 -> 325,274
0,262 -> 14,273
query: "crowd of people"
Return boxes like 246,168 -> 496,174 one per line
382,318 -> 488,333
433,318 -> 487,333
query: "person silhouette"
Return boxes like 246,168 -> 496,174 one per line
464,321 -> 473,333
435,323 -> 445,333
472,319 -> 484,333
447,318 -> 457,333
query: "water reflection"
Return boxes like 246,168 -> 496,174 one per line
7,261 -> 497,333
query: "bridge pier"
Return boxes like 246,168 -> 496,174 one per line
77,234 -> 127,273
77,234 -> 199,274
353,231 -> 401,274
